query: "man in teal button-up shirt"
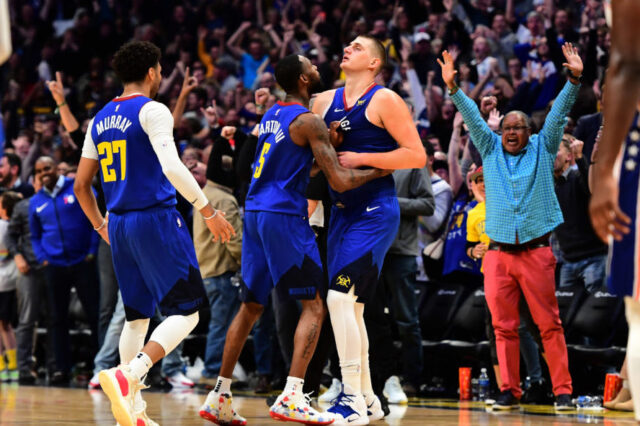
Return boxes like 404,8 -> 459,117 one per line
439,43 -> 582,411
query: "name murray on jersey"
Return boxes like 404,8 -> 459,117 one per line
259,119 -> 285,143
95,114 -> 133,135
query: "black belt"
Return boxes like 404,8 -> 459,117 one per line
488,241 -> 549,253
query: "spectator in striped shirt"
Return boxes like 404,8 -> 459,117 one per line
438,42 -> 583,411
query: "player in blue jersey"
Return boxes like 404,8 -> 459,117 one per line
73,41 -> 235,426
590,0 -> 640,419
199,54 -> 388,426
311,35 -> 426,425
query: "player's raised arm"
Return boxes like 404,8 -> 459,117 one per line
337,89 -> 426,170
139,101 -> 236,243
74,119 -> 110,244
292,112 -> 389,193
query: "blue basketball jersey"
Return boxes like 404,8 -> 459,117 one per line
245,102 -> 313,216
323,85 -> 398,204
91,95 -> 176,213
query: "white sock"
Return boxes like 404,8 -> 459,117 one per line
354,302 -> 374,397
148,312 -> 199,355
284,376 -> 304,394
214,376 -> 232,394
128,352 -> 153,381
119,319 -> 150,364
625,297 -> 640,420
327,289 -> 362,394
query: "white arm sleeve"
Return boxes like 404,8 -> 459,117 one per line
139,101 -> 209,210
81,118 -> 98,160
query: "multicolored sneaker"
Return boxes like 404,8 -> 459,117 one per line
0,369 -> 8,382
8,369 -> 18,381
269,390 -> 334,424
99,366 -> 142,426
199,391 -> 247,425
364,394 -> 384,422
133,399 -> 159,426
327,385 -> 369,425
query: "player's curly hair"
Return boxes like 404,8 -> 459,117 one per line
112,41 -> 161,84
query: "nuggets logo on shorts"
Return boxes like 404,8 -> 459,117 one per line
336,275 -> 351,288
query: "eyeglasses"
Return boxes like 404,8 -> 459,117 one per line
500,126 -> 529,134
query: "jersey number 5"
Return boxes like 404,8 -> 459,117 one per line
253,142 -> 271,179
98,140 -> 127,182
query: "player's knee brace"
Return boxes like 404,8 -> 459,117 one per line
149,311 -> 199,356
120,318 -> 150,363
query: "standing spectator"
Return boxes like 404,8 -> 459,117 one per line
0,153 -> 34,198
0,192 -> 21,381
439,42 -> 582,410
194,130 -> 243,386
7,172 -> 48,384
373,164 -> 434,397
418,142 -> 453,280
29,156 -> 99,384
226,22 -> 269,89
554,137 -> 607,293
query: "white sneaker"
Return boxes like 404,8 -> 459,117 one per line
327,384 -> 369,425
269,390 -> 334,424
364,393 -> 384,421
199,390 -> 247,425
88,372 -> 101,389
319,378 -> 342,403
99,366 -> 142,426
166,371 -> 195,389
383,376 -> 408,405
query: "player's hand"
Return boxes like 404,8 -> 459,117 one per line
14,253 -> 30,275
97,214 -> 110,245
562,42 -> 583,79
437,50 -> 458,89
205,211 -> 236,244
337,151 -> 364,169
46,71 -> 66,105
590,170 -> 631,243
329,121 -> 344,147
453,111 -> 464,130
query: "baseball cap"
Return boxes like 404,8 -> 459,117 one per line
414,32 -> 430,43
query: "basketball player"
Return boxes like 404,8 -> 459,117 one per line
311,35 -> 426,425
199,54 -> 389,425
73,41 -> 235,426
590,0 -> 640,420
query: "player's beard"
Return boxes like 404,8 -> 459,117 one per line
308,77 -> 324,96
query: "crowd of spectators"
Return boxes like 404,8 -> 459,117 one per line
0,0 -> 617,406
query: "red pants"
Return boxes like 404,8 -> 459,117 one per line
483,246 -> 572,398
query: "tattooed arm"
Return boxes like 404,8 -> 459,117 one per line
290,113 -> 389,193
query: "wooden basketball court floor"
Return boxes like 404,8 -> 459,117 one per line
1,384 -> 638,425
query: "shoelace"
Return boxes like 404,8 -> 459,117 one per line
330,391 -> 355,407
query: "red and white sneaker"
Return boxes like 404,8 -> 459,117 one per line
88,372 -> 101,390
166,371 -> 195,389
199,391 -> 247,425
99,366 -> 141,426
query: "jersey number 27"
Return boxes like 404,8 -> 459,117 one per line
98,140 -> 127,182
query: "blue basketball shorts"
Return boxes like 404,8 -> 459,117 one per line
109,206 -> 207,321
327,196 -> 400,303
241,210 -> 324,306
